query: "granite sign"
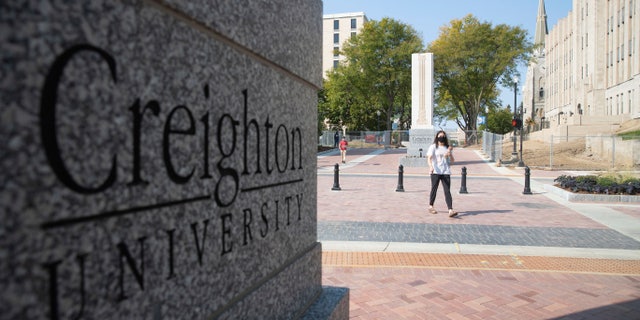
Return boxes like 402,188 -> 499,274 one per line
1,1 -> 347,319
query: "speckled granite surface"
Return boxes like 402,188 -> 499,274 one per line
0,1 -> 344,319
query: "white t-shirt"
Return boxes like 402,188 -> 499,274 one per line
427,143 -> 452,175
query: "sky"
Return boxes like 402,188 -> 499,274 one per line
322,0 -> 574,113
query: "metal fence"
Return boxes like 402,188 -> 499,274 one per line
543,135 -> 640,170
481,131 -> 504,163
492,133 -> 640,170
321,129 -> 639,170
320,130 -> 461,148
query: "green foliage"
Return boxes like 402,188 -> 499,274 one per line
554,174 -> 640,195
596,176 -> 617,187
320,18 -> 424,131
617,130 -> 640,140
485,107 -> 514,134
428,15 -> 533,132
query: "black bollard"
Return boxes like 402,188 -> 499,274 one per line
396,165 -> 405,192
523,166 -> 532,194
331,163 -> 341,190
459,166 -> 468,194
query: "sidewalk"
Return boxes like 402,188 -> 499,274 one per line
317,147 -> 640,319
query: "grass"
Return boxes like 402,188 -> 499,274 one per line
617,130 -> 640,140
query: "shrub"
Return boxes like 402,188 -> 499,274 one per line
554,174 -> 640,195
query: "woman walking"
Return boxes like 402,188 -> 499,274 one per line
427,130 -> 457,217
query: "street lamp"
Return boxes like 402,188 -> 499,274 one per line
517,101 -> 526,167
376,110 -> 381,145
512,76 -> 519,160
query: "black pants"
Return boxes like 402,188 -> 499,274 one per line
429,174 -> 452,209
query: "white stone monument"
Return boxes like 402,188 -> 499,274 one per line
401,53 -> 436,166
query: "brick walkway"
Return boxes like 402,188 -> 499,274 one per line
317,146 -> 640,319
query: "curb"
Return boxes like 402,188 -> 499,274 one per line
543,184 -> 640,203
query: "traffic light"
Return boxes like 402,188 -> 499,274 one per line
511,118 -> 522,129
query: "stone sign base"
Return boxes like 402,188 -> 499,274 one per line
399,156 -> 429,167
302,286 -> 350,319
406,128 -> 435,157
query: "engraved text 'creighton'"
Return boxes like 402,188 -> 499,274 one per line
38,44 -> 307,319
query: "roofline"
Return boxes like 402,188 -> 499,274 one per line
323,12 -> 367,20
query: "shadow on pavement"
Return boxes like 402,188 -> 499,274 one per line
548,298 -> 640,320
458,210 -> 513,217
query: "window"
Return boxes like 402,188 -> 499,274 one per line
333,47 -> 339,57
333,60 -> 339,68
586,64 -> 589,77
621,44 -> 624,60
351,32 -> 356,38
351,18 -> 356,29
611,15 -> 614,32
333,33 -> 339,44
333,20 -> 339,30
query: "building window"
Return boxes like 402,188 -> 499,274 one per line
586,64 -> 589,77
611,15 -> 614,32
333,20 -> 339,30
333,33 -> 339,44
333,47 -> 339,57
621,44 -> 625,60
333,60 -> 339,68
351,32 -> 356,38
351,18 -> 357,29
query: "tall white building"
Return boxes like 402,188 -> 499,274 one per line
523,0 -> 639,133
322,12 -> 368,78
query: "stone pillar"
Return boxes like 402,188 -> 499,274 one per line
402,53 -> 435,164
0,1 -> 346,319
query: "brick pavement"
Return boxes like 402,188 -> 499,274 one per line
317,146 -> 640,319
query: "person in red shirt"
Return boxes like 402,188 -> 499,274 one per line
339,137 -> 348,164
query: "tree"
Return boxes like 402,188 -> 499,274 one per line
321,18 -> 424,131
484,107 -> 514,135
428,14 -> 532,134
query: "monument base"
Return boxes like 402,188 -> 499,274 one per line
301,286 -> 350,319
406,128 -> 435,157
399,156 -> 428,167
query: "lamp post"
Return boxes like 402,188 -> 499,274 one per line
376,110 -> 381,145
518,101 -> 526,167
512,76 -> 519,159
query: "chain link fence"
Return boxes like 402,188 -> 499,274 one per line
542,134 -> 640,170
481,131 -> 504,163
481,130 -> 640,170
320,130 -> 462,148
321,130 -> 639,170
